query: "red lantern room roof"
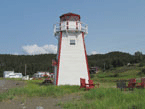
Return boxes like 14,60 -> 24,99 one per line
60,13 -> 80,21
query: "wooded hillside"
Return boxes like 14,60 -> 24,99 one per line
0,51 -> 144,77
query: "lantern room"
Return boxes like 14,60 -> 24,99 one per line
60,13 -> 80,21
54,13 -> 88,36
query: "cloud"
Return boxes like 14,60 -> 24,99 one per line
89,51 -> 103,55
22,44 -> 57,55
90,51 -> 98,55
13,53 -> 19,55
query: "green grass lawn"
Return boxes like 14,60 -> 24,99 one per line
0,80 -> 84,101
60,88 -> 144,109
60,65 -> 145,109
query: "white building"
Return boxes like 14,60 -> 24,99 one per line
22,75 -> 29,80
3,71 -> 23,78
33,72 -> 50,78
53,13 -> 90,86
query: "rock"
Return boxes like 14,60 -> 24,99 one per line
36,106 -> 44,109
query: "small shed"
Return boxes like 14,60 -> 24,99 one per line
3,71 -> 23,78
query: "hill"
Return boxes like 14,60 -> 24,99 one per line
88,51 -> 144,69
0,51 -> 144,77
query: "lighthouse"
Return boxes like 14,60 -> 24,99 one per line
53,13 -> 90,86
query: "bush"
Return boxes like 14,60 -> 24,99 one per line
106,73 -> 119,77
142,68 -> 145,74
97,74 -> 106,78
139,63 -> 144,67
114,73 -> 119,77
90,74 -> 95,78
43,75 -> 48,78
138,68 -> 145,76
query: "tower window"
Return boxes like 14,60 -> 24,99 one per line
70,40 -> 75,45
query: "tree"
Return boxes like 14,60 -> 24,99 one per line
134,51 -> 143,62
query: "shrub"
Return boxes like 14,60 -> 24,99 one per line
97,74 -> 106,78
138,68 -> 145,76
43,75 -> 48,78
139,63 -> 144,67
142,68 -> 145,74
90,74 -> 95,78
114,73 -> 119,77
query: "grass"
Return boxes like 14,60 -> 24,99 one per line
0,80 -> 84,101
91,65 -> 145,83
59,65 -> 145,109
61,88 -> 144,109
1,65 -> 145,108
0,77 -> 23,81
0,77 -> 4,80
4,78 -> 23,81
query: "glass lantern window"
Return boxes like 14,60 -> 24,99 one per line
61,16 -> 80,21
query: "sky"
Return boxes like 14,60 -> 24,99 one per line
0,0 -> 145,55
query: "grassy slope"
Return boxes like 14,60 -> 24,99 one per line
94,65 -> 145,81
61,65 -> 145,109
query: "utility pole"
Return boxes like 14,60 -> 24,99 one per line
104,62 -> 105,72
25,64 -> 27,76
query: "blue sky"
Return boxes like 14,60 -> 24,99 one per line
0,0 -> 145,55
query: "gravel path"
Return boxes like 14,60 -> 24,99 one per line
0,93 -> 81,109
0,79 -> 25,93
0,79 -> 81,109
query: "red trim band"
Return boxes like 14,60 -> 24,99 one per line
82,32 -> 90,80
56,32 -> 62,85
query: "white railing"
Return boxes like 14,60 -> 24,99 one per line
54,21 -> 88,36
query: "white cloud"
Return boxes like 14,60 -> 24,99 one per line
22,44 -> 57,55
89,51 -> 103,55
13,53 -> 19,55
90,51 -> 98,55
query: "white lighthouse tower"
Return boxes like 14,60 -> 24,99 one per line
53,13 -> 90,86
